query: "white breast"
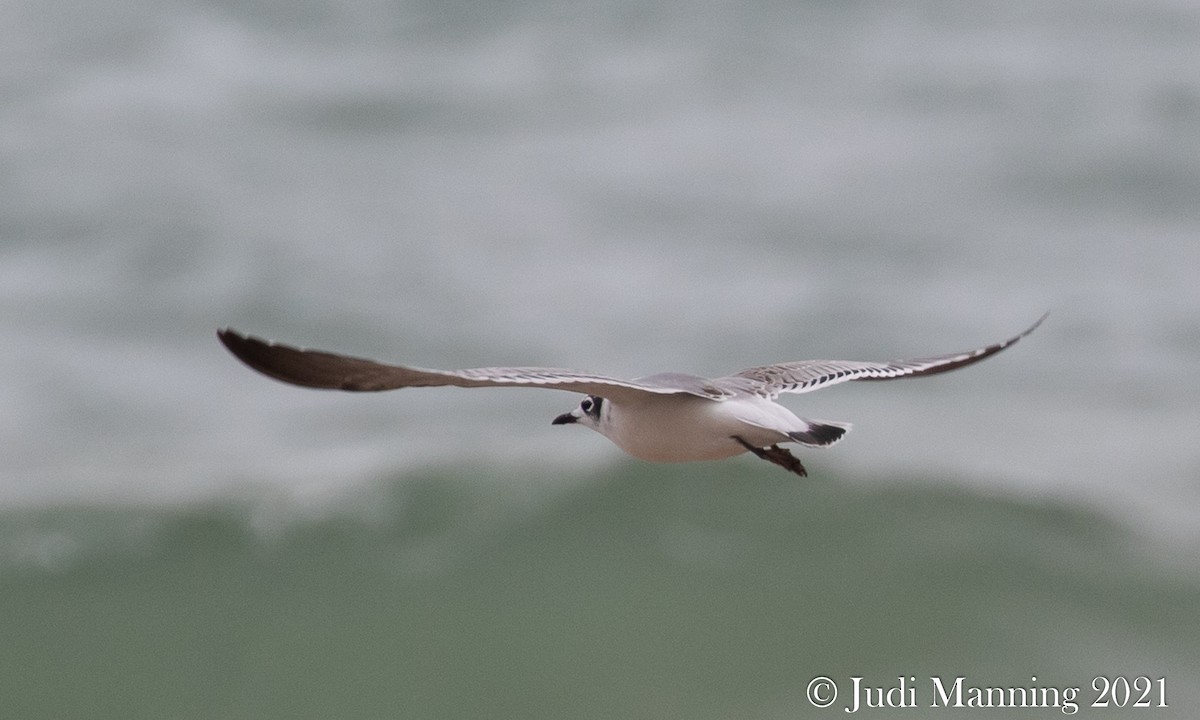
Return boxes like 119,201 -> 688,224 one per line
598,394 -> 800,463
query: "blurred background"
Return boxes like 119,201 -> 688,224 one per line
3,0 -> 1199,717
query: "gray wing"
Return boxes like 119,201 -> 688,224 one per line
217,329 -> 718,403
724,313 -> 1046,399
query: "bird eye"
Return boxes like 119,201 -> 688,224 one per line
580,397 -> 594,413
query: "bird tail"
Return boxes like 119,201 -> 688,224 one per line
788,420 -> 851,447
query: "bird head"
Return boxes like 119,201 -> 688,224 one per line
552,394 -> 605,431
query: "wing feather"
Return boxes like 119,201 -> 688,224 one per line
217,329 -> 697,403
725,313 -> 1046,398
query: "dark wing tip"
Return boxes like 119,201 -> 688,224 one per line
995,310 -> 1049,353
853,311 -> 1048,383
217,327 -> 276,364
217,327 -> 251,356
217,327 -> 297,384
918,311 -> 1048,375
217,327 -> 355,390
218,328 -> 431,392
1024,310 -> 1050,337
216,327 -> 259,365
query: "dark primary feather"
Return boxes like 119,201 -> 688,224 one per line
216,329 -> 694,402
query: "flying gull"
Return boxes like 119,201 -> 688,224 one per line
218,313 -> 1045,477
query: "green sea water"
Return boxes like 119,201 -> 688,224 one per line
3,462 -> 1196,719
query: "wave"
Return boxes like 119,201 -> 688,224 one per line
3,462 -> 1197,718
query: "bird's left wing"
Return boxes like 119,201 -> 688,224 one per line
217,329 -> 700,403
722,313 -> 1046,398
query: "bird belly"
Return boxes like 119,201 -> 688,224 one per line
603,396 -> 790,463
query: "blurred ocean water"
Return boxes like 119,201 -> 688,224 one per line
2,0 -> 1199,717
3,464 -> 1198,718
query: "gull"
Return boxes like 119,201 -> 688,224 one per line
217,313 -> 1045,477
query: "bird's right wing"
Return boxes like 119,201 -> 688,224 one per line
217,329 -> 696,403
